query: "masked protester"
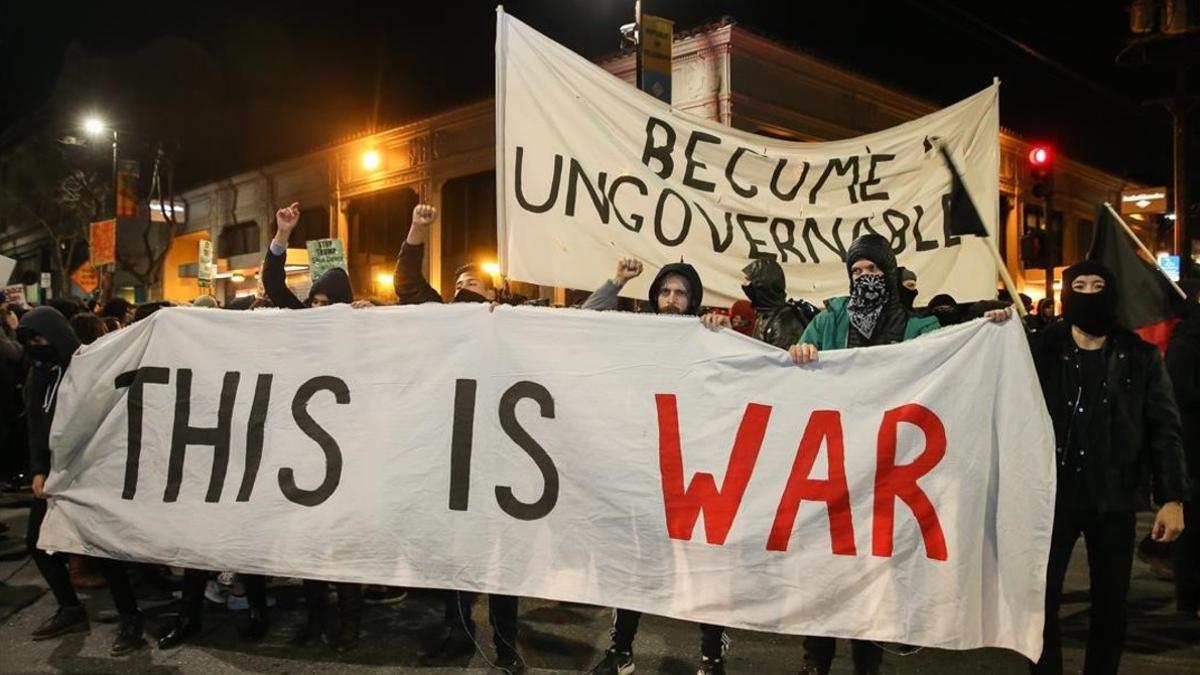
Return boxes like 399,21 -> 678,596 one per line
394,203 -> 524,673
583,256 -> 729,675
897,266 -> 919,311
1167,279 -> 1200,618
235,201 -> 363,653
1018,261 -> 1189,675
740,258 -> 816,349
926,293 -> 961,326
17,307 -> 147,656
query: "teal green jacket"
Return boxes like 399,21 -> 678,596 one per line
798,296 -> 940,350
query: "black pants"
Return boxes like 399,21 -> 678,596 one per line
27,498 -> 138,615
611,608 -> 726,660
802,637 -> 882,674
1174,500 -> 1200,612
445,591 -> 519,657
1032,508 -> 1135,675
302,579 -> 362,618
178,568 -> 268,618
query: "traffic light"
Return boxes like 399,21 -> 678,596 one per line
1021,227 -> 1047,268
1028,145 -> 1054,199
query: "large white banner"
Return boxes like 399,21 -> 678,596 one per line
40,305 -> 1053,658
496,10 -> 1000,307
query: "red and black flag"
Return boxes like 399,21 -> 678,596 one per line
1086,204 -> 1186,352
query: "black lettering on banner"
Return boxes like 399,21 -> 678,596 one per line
770,158 -> 810,202
809,156 -> 860,205
115,367 -> 170,500
682,130 -> 721,193
565,159 -> 610,222
859,154 -> 896,202
164,370 -> 239,503
726,147 -> 761,198
514,146 -> 562,214
496,381 -> 559,521
236,374 -> 274,502
449,378 -> 477,511
279,376 -> 348,507
881,209 -> 911,255
941,193 -> 962,248
769,218 -> 807,263
641,116 -> 677,178
802,217 -> 848,264
696,203 -> 735,253
853,217 -> 881,241
912,205 -> 938,252
736,213 -> 776,260
608,175 -> 648,232
654,189 -> 691,246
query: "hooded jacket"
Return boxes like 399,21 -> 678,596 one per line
262,243 -> 354,309
741,259 -> 816,349
647,262 -> 703,316
798,234 -> 939,349
16,307 -> 80,477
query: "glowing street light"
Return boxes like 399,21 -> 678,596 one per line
83,116 -> 107,136
481,261 -> 501,277
362,149 -> 381,171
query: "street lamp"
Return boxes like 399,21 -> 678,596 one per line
82,116 -> 119,218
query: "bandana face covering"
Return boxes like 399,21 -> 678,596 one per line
848,273 -> 888,339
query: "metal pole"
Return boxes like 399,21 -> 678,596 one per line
1171,66 -> 1188,259
1044,190 -> 1054,302
111,130 -> 119,218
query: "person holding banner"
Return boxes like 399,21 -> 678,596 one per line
394,203 -> 524,673
1166,280 -> 1200,618
582,256 -> 731,675
789,234 -> 941,675
1018,261 -> 1190,674
264,201 -> 355,309
260,203 -> 364,653
16,307 -> 147,656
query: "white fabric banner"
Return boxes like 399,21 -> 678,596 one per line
40,305 -> 1053,658
496,10 -> 1000,307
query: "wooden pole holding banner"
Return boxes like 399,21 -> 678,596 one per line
988,243 -> 1028,318
1102,202 -> 1188,300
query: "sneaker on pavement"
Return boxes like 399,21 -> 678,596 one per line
364,585 -> 408,605
495,650 -> 526,674
697,655 -> 725,675
588,647 -> 635,674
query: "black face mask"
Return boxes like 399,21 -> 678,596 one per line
1062,289 -> 1116,337
452,288 -> 489,304
27,344 -> 57,363
899,286 -> 918,311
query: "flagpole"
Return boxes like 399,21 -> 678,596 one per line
1102,202 -> 1188,300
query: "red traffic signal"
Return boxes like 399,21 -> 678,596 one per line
1028,145 -> 1052,168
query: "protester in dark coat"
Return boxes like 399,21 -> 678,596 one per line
1167,279 -> 1200,616
16,307 -> 146,656
1026,261 -> 1189,674
262,203 -> 354,309
582,255 -> 729,675
740,258 -> 815,349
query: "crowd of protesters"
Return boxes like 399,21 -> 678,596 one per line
0,201 -> 1196,675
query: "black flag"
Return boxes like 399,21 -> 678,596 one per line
938,145 -> 989,238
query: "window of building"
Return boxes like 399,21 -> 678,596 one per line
218,221 -> 260,258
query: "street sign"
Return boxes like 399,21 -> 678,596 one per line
306,238 -> 347,281
90,219 -> 117,266
70,261 -> 99,295
639,14 -> 673,104
1157,253 -> 1181,281
198,240 -> 214,288
1120,187 -> 1168,215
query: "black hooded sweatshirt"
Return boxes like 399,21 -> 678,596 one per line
1166,280 -> 1200,482
262,245 -> 354,309
647,262 -> 704,316
741,258 -> 815,349
16,307 -> 80,477
844,234 -> 907,347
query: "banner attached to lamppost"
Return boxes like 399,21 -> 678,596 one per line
90,219 -> 117,267
116,160 -> 140,219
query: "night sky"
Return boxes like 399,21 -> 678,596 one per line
1,0 -> 1193,193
